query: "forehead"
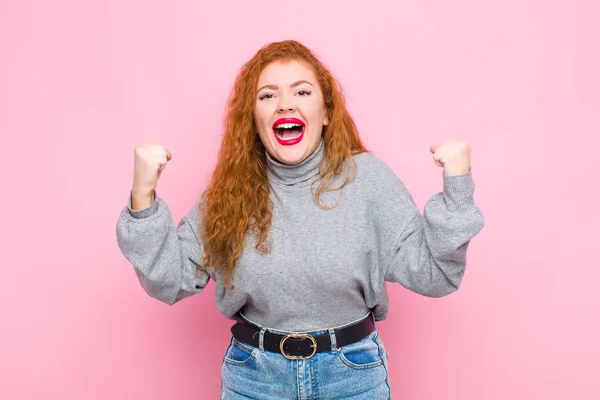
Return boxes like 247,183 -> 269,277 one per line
257,60 -> 317,86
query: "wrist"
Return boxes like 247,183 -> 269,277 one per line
130,187 -> 156,210
131,186 -> 155,198
443,165 -> 471,177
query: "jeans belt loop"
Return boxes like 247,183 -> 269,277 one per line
328,328 -> 337,353
258,328 -> 266,352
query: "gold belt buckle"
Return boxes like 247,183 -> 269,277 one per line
280,333 -> 318,360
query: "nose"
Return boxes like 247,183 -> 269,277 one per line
277,96 -> 296,113
277,105 -> 295,113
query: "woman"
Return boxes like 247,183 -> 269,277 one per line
116,40 -> 484,399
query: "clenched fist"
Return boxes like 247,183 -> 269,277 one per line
429,141 -> 471,177
131,143 -> 172,209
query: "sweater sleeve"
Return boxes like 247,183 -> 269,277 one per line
115,190 -> 210,305
368,157 -> 485,297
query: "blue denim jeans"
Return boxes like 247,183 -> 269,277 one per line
220,321 -> 392,399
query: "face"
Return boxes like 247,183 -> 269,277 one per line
254,60 -> 328,165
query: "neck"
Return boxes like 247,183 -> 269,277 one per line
265,139 -> 325,186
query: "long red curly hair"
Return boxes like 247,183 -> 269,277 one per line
198,40 -> 368,289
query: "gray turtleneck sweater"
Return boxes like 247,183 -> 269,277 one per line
116,139 -> 484,332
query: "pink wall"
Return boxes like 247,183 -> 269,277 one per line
2,0 -> 598,398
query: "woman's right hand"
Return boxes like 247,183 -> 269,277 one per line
131,143 -> 172,210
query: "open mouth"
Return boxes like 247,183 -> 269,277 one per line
272,118 -> 305,146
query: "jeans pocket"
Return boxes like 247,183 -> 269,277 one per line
338,331 -> 384,370
223,338 -> 258,366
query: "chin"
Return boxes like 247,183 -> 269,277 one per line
274,149 -> 308,165
271,140 -> 318,165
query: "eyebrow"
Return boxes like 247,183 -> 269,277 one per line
257,80 -> 314,93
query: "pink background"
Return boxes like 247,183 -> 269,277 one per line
2,0 -> 598,398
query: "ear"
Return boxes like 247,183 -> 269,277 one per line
324,118 -> 329,126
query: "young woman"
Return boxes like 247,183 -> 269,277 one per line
116,40 -> 484,399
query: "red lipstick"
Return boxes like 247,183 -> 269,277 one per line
272,118 -> 305,146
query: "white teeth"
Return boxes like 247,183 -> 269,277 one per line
275,123 -> 303,129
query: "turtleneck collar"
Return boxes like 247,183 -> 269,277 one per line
265,138 -> 325,186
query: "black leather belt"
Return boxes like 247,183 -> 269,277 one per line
231,313 -> 375,360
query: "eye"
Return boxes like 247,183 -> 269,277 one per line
258,93 -> 275,101
297,90 -> 311,96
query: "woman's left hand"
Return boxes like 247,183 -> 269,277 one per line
429,141 -> 472,177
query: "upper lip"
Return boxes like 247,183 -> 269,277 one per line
272,118 -> 305,129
